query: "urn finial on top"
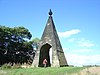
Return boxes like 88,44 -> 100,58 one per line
49,9 -> 53,16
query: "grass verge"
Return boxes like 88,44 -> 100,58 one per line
0,67 -> 86,75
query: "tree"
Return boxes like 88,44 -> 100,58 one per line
31,38 -> 40,50
0,25 -> 33,65
27,38 -> 40,63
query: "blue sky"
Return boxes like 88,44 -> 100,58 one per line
0,0 -> 100,66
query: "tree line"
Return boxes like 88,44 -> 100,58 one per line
0,25 -> 39,66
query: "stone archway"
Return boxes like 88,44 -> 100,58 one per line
39,43 -> 52,67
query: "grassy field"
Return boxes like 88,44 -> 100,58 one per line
0,67 -> 86,75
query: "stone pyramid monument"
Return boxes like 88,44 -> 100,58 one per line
32,9 -> 68,67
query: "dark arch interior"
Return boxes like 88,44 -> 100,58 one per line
39,43 -> 51,67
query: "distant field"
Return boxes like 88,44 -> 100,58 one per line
0,67 -> 86,75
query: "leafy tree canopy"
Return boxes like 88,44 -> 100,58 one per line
0,25 -> 33,65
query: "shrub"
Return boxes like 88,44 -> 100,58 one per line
1,63 -> 12,69
12,63 -> 22,69
0,63 -> 22,69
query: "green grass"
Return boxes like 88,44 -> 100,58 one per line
0,67 -> 86,75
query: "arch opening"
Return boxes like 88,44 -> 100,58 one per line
39,43 -> 52,67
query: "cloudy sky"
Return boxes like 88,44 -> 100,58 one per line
0,0 -> 100,66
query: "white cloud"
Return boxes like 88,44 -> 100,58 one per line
77,38 -> 95,47
67,38 -> 95,47
63,48 -> 69,51
70,49 -> 93,53
63,47 -> 100,66
79,43 -> 94,47
58,29 -> 80,38
68,38 -> 75,42
66,53 -> 100,66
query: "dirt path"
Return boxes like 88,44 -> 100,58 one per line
70,67 -> 100,75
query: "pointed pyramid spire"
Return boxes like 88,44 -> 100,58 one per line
32,10 -> 68,67
41,9 -> 56,41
